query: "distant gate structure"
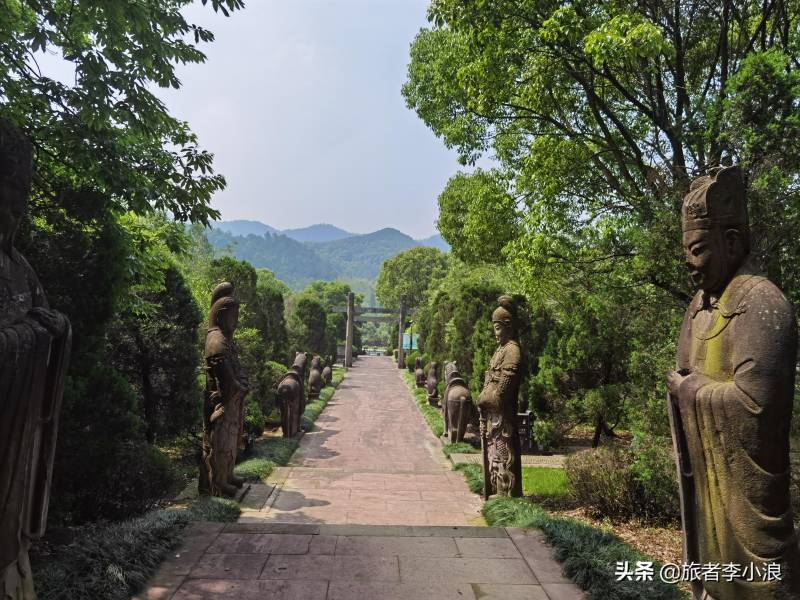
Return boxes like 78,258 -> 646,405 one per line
333,293 -> 411,368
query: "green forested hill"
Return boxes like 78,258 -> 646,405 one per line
206,225 -> 445,295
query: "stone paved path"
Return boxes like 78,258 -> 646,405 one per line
138,356 -> 584,599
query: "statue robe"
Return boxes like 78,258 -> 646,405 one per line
479,339 -> 522,498
675,261 -> 800,600
0,248 -> 70,599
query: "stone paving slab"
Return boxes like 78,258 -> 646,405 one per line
138,523 -> 584,600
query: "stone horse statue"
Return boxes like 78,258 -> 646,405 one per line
414,357 -> 425,388
426,361 -> 439,406
443,362 -> 473,443
308,355 -> 323,399
277,353 -> 306,438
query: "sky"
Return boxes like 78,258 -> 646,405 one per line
154,0 -> 462,239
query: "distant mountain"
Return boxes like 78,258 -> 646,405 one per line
206,220 -> 449,292
315,228 -> 419,280
212,219 -> 278,237
282,223 -> 354,243
416,234 -> 450,252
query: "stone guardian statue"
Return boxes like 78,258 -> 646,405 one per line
307,355 -> 323,399
478,296 -> 522,498
666,166 -> 799,600
426,361 -> 439,405
200,286 -> 249,497
0,119 -> 72,600
414,357 -> 425,388
277,353 -> 307,438
321,356 -> 333,387
442,362 -> 473,443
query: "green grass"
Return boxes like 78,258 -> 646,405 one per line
402,371 -> 444,437
522,466 -> 570,500
455,463 -> 483,494
235,366 -> 346,483
32,497 -> 240,600
442,442 -> 478,457
483,497 -> 686,600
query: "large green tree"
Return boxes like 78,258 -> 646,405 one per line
404,1 -> 800,305
376,246 -> 449,308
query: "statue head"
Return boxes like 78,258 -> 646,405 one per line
0,118 -> 32,253
682,166 -> 750,294
492,295 -> 516,345
209,295 -> 240,337
211,281 -> 235,307
311,355 -> 322,370
445,361 -> 460,383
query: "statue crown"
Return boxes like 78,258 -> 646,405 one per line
682,166 -> 748,232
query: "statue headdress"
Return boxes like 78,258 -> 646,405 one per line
211,281 -> 235,307
492,295 -> 517,329
682,166 -> 748,232
0,117 -> 32,193
208,294 -> 239,329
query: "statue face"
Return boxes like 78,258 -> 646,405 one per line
682,227 -> 743,294
493,321 -> 510,345
0,181 -> 26,249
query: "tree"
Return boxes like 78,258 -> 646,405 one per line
404,1 -> 800,306
1,0 -> 244,222
376,246 -> 449,308
287,296 -> 328,356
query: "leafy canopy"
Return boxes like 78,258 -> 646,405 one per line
1,0 -> 244,222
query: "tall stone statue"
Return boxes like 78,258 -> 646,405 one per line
478,296 -> 522,498
0,119 -> 71,599
426,361 -> 439,405
414,357 -> 425,388
442,362 -> 473,443
308,355 -> 323,399
666,166 -> 799,600
199,284 -> 249,497
277,353 -> 307,438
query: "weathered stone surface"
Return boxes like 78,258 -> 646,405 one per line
478,296 -> 523,498
277,353 -> 306,438
442,362 -> 474,443
199,282 -> 249,498
668,166 -> 800,600
426,361 -> 439,404
0,118 -> 72,600
414,357 -> 425,388
307,356 -> 323,399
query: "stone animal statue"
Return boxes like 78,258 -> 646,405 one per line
200,283 -> 249,498
443,362 -> 473,443
277,353 -> 306,438
478,295 -> 523,498
414,357 -> 425,388
322,356 -> 333,387
666,166 -> 800,599
308,355 -> 323,399
0,118 -> 72,600
426,361 -> 439,405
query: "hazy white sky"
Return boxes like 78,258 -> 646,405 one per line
156,0 -> 461,238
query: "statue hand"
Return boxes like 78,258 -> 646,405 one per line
665,370 -> 688,395
28,307 -> 68,337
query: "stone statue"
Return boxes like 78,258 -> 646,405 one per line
426,361 -> 439,405
199,284 -> 249,497
307,355 -> 323,399
0,118 -> 71,600
666,166 -> 799,600
321,356 -> 333,387
478,295 -> 522,498
277,353 -> 306,438
414,357 -> 425,388
442,362 -> 473,443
